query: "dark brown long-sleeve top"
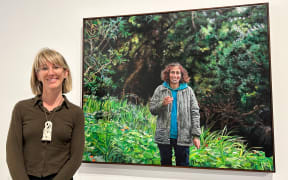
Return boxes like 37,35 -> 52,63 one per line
6,95 -> 85,180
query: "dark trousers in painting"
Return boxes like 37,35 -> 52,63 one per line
157,138 -> 189,166
29,174 -> 73,180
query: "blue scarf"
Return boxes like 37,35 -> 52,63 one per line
163,82 -> 188,139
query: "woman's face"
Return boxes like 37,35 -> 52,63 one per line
37,61 -> 68,93
169,66 -> 181,86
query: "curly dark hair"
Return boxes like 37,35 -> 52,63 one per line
161,62 -> 190,83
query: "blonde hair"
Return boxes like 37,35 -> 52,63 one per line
30,48 -> 72,95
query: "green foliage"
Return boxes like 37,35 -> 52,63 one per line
83,17 -> 130,95
193,5 -> 270,112
83,95 -> 160,164
83,96 -> 273,171
190,127 -> 274,170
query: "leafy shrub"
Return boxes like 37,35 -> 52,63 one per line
83,95 -> 160,164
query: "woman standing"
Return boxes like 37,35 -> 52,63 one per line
6,48 -> 84,180
149,62 -> 201,166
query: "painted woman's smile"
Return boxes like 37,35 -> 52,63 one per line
169,66 -> 181,86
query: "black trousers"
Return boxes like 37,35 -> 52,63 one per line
28,174 -> 73,180
157,138 -> 190,166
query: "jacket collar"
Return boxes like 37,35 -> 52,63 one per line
33,95 -> 70,109
162,81 -> 188,90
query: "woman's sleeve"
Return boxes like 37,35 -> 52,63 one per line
149,86 -> 165,115
189,88 -> 201,137
6,103 -> 30,180
53,108 -> 85,180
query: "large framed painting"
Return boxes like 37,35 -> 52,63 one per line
82,3 -> 275,172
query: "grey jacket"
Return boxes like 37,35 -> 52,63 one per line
149,84 -> 201,146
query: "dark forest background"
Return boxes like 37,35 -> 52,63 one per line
82,4 -> 274,170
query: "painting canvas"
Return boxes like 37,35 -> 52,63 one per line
82,3 -> 275,172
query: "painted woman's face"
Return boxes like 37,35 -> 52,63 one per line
169,66 -> 181,86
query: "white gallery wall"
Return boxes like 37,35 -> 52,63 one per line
0,0 -> 287,179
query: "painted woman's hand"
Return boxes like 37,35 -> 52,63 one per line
193,137 -> 200,149
162,96 -> 173,106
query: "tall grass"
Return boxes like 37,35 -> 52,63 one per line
190,127 -> 274,171
83,95 -> 274,171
